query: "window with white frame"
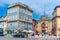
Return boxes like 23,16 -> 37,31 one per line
28,24 -> 32,30
8,22 -> 18,29
8,15 -> 18,21
20,8 -> 25,14
8,12 -> 17,16
20,22 -> 25,30
25,10 -> 29,14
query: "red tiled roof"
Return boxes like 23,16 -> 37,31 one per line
54,6 -> 60,10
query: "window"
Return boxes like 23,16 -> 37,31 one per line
20,14 -> 23,20
28,11 -> 32,16
20,8 -> 25,14
24,23 -> 27,28
8,22 -> 18,29
28,15 -> 32,22
25,10 -> 29,14
25,10 -> 32,16
8,15 -> 18,21
20,22 -> 25,30
8,12 -> 17,16
28,24 -> 32,30
7,6 -> 19,13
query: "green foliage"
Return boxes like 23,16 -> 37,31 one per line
6,28 -> 11,34
15,28 -> 22,34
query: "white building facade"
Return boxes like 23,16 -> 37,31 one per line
0,17 -> 4,28
7,2 -> 33,31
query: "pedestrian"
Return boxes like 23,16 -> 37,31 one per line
38,33 -> 40,36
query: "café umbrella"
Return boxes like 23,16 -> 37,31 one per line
22,30 -> 28,33
28,30 -> 33,33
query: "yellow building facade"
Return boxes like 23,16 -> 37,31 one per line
36,11 -> 52,36
52,6 -> 60,36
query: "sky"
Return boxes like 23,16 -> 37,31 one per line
0,0 -> 60,20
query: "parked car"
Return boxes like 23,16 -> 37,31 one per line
13,33 -> 25,38
0,28 -> 4,36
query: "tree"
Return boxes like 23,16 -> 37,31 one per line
15,28 -> 22,34
6,28 -> 11,34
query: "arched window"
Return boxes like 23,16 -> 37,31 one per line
41,22 -> 45,28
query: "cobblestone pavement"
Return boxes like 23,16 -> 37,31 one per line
0,36 -> 60,40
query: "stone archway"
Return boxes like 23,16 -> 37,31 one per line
41,22 -> 48,36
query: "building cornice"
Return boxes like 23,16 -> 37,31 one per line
7,20 -> 32,23
7,2 -> 33,12
0,20 -> 7,22
54,6 -> 60,10
52,16 -> 60,20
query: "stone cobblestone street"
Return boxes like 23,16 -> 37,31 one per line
0,36 -> 60,40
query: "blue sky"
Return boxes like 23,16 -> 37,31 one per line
0,0 -> 60,20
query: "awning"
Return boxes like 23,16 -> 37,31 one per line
22,30 -> 28,33
43,26 -> 48,28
